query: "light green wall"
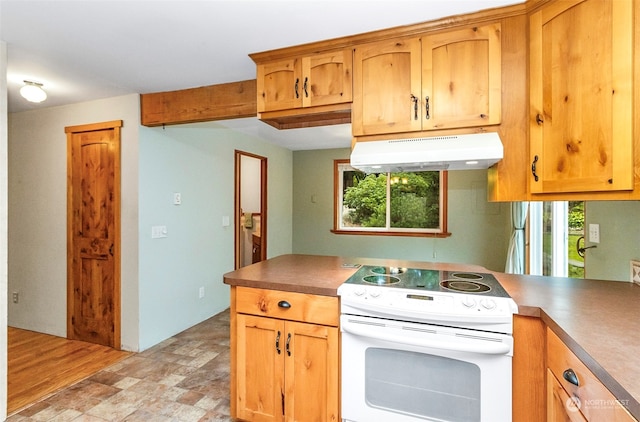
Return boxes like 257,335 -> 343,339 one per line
585,201 -> 640,282
292,148 -> 512,272
8,99 -> 293,352
138,122 -> 293,350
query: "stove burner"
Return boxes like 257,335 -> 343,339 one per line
440,279 -> 491,293
450,272 -> 483,280
370,266 -> 405,275
363,275 -> 401,285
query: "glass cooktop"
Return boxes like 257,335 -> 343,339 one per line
342,265 -> 512,298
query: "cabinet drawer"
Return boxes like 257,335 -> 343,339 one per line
547,328 -> 635,421
235,286 -> 339,326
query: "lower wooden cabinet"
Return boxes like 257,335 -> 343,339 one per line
231,286 -> 340,422
547,368 -> 588,422
547,329 -> 636,422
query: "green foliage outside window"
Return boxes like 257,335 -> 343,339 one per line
341,170 -> 440,230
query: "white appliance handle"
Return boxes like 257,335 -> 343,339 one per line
342,319 -> 511,355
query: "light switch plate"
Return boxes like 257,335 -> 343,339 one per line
151,225 -> 167,238
588,223 -> 600,243
631,260 -> 640,285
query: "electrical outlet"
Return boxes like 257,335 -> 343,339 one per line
631,260 -> 640,285
199,286 -> 205,299
12,291 -> 19,304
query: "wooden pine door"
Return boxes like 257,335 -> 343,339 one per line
352,37 -> 422,136
421,23 -> 502,130
236,314 -> 284,422
302,49 -> 353,108
529,0 -> 633,194
66,120 -> 122,348
283,321 -> 339,422
257,57 -> 303,113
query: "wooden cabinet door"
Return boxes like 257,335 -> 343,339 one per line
302,49 -> 352,108
529,0 -> 633,194
283,321 -> 339,422
421,23 -> 501,131
352,37 -> 422,136
236,314 -> 284,422
547,369 -> 588,422
257,57 -> 303,113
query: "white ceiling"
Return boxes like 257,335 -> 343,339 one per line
1,0 -> 520,150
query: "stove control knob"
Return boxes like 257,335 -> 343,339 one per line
461,296 -> 476,308
353,287 -> 366,297
369,289 -> 381,298
481,299 -> 496,310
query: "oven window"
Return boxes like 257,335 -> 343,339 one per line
365,348 -> 481,422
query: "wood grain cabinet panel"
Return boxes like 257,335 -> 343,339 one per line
253,49 -> 352,129
547,329 -> 637,421
529,0 -> 634,195
352,23 -> 502,137
232,287 -> 339,422
421,23 -> 501,131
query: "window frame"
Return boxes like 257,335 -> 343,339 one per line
331,159 -> 450,237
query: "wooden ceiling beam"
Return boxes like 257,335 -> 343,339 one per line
140,79 -> 257,127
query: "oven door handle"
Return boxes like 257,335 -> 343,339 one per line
342,320 -> 511,355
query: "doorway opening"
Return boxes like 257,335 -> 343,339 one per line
234,151 -> 267,269
529,201 -> 585,278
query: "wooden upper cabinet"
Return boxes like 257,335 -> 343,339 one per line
422,23 -> 501,130
255,49 -> 353,118
352,23 -> 502,137
529,0 -> 634,194
302,50 -> 353,108
257,57 -> 303,113
352,37 -> 423,136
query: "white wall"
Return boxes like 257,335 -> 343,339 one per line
292,148 -> 511,272
8,94 -> 140,350
137,122 -> 292,350
1,40 -> 10,419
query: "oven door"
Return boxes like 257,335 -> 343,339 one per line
340,314 -> 513,422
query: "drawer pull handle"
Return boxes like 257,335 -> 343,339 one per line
278,300 -> 291,309
563,368 -> 580,386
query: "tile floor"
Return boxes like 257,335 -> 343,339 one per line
8,309 -> 234,422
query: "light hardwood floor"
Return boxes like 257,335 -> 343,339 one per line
7,327 -> 130,415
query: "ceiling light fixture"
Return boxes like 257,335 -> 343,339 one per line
20,80 -> 47,103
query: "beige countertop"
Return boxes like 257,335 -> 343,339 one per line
223,254 -> 640,419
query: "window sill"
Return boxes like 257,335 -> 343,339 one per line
330,229 -> 451,238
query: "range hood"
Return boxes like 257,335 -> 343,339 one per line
350,132 -> 504,173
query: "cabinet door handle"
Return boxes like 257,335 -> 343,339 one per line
275,330 -> 281,354
536,113 -> 544,125
303,77 -> 309,98
277,300 -> 291,309
410,95 -> 419,120
531,155 -> 539,182
295,78 -> 299,98
563,368 -> 580,386
286,333 -> 292,356
425,96 -> 430,120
